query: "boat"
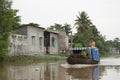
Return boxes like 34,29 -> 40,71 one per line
67,47 -> 100,64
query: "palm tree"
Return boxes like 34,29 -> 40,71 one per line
63,23 -> 71,35
47,23 -> 71,35
47,23 -> 63,30
90,25 -> 100,37
74,11 -> 92,33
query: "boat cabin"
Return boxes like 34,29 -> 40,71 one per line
67,47 -> 100,64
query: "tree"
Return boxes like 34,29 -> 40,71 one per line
74,11 -> 92,33
47,23 -> 63,30
63,23 -> 71,35
73,11 -> 93,46
105,38 -> 120,54
73,11 -> 107,55
113,38 -> 120,50
20,23 -> 39,28
0,0 -> 20,61
47,23 -> 71,36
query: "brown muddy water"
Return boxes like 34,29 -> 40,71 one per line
0,58 -> 120,80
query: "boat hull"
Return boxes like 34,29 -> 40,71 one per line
67,54 -> 99,64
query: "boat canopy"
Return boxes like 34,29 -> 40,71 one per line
70,47 -> 90,50
69,47 -> 100,62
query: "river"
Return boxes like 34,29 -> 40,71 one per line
0,58 -> 120,80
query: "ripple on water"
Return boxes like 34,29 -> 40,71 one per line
61,58 -> 120,68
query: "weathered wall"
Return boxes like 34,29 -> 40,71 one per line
9,34 -> 28,56
49,33 -> 59,54
26,26 -> 45,55
58,31 -> 68,53
14,26 -> 28,35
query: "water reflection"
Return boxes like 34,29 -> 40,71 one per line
1,61 -> 120,80
66,66 -> 100,80
8,63 -> 60,80
0,63 -> 8,80
100,66 -> 120,80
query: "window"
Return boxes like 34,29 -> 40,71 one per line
31,36 -> 35,45
39,37 -> 42,46
18,36 -> 22,41
52,37 -> 56,47
69,39 -> 72,43
12,35 -> 16,39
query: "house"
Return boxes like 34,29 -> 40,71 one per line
44,30 -> 59,55
9,25 -> 68,56
109,48 -> 120,55
44,30 -> 69,54
9,26 -> 45,56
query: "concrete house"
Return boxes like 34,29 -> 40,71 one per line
9,25 -> 68,56
44,30 -> 59,55
110,48 -> 120,55
9,26 -> 45,56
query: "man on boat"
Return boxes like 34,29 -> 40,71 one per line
77,38 -> 96,59
88,38 -> 100,62
67,38 -> 100,64
87,38 -> 96,59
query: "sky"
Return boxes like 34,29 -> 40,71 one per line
12,0 -> 120,40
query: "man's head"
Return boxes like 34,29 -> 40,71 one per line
89,38 -> 95,43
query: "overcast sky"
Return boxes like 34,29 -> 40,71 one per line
12,0 -> 120,40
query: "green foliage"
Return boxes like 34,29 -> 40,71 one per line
6,55 -> 67,64
105,37 -> 120,51
74,43 -> 82,47
47,23 -> 71,35
48,23 -> 63,30
73,11 -> 107,55
63,23 -> 71,35
20,23 -> 39,28
74,11 -> 92,33
113,38 -> 120,50
0,0 -> 20,61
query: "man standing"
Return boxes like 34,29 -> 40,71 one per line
89,38 -> 96,48
87,38 -> 96,59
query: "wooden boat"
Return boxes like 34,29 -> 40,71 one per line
67,47 -> 100,64
67,54 -> 99,64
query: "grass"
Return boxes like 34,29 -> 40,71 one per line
39,55 -> 67,59
4,55 -> 67,64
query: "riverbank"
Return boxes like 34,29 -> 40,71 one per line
4,55 -> 67,64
